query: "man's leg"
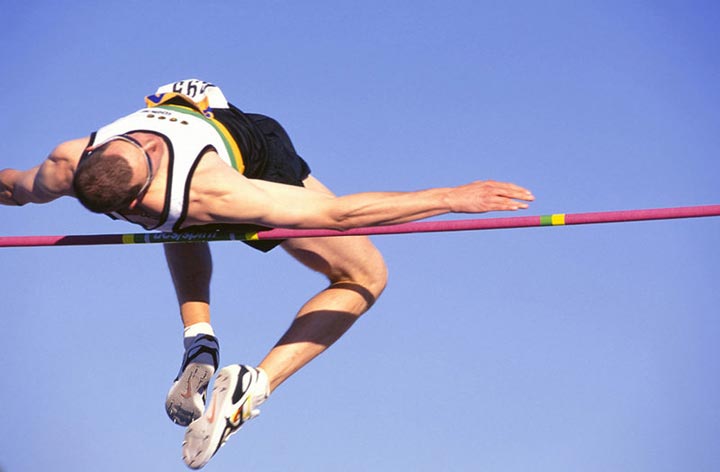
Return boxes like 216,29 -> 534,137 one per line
259,175 -> 388,391
182,176 -> 388,468
164,242 -> 220,426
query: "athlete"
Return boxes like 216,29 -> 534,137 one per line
0,79 -> 534,469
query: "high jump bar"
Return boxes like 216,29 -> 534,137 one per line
1,204 -> 719,248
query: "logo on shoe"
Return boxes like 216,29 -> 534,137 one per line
206,397 -> 218,423
231,408 -> 242,424
180,380 -> 194,399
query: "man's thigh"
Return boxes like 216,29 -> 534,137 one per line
280,175 -> 386,285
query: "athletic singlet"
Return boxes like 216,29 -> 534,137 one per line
86,79 -> 243,232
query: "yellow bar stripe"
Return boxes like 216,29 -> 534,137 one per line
551,213 -> 566,226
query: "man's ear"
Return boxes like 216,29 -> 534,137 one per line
143,138 -> 160,155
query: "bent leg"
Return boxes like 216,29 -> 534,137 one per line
258,176 -> 388,392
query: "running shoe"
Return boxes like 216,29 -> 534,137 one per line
166,334 -> 219,426
182,364 -> 269,469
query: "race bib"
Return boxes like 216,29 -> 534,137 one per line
146,79 -> 230,115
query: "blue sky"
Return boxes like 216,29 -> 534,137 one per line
1,1 -> 719,471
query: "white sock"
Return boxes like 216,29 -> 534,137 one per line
183,322 -> 215,350
179,322 -> 219,371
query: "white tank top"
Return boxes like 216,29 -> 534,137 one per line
89,79 -> 243,232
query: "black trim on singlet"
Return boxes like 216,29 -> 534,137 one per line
78,131 -> 98,165
172,144 -> 214,233
154,132 -> 174,230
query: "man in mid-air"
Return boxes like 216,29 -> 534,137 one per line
0,79 -> 534,468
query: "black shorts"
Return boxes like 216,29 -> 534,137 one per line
247,113 -> 312,185
183,107 -> 312,252
212,106 -> 311,185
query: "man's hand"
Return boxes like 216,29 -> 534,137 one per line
0,169 -> 21,206
445,180 -> 534,213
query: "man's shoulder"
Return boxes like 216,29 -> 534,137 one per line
49,137 -> 91,163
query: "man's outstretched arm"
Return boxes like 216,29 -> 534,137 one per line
185,154 -> 535,231
251,177 -> 534,230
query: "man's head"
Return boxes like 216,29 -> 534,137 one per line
73,135 -> 154,213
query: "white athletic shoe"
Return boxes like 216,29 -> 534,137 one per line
166,362 -> 215,426
182,364 -> 269,469
166,335 -> 219,426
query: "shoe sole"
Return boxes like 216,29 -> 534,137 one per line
166,362 -> 214,426
182,365 -> 257,469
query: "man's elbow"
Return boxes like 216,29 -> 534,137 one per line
323,211 -> 361,232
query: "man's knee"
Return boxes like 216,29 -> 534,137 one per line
283,237 -> 388,299
329,256 -> 387,310
342,246 -> 388,301
368,251 -> 388,297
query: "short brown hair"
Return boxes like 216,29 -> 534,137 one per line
73,143 -> 142,213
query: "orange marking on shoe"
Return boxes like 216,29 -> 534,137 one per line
180,378 -> 194,399
206,396 -> 218,424
232,406 -> 243,424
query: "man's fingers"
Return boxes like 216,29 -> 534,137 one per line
497,183 -> 534,201
487,194 -> 530,211
494,183 -> 534,210
480,180 -> 534,201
